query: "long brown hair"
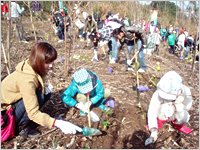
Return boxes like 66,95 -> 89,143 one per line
29,42 -> 57,78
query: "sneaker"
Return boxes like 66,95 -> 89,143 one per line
179,56 -> 184,60
185,57 -> 189,60
21,40 -> 29,43
138,68 -> 145,73
127,66 -> 133,71
19,126 -> 40,137
58,40 -> 64,43
109,58 -> 116,64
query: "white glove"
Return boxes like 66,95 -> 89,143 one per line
2,12 -> 5,15
54,119 -> 82,134
143,45 -> 146,48
87,32 -> 91,36
43,83 -> 53,95
41,9 -> 43,12
84,101 -> 92,110
75,102 -> 88,113
32,11 -> 34,13
91,29 -> 93,32
127,59 -> 132,66
145,129 -> 158,146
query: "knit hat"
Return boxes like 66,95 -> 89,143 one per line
74,69 -> 93,94
157,71 -> 182,100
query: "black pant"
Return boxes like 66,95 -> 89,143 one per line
155,45 -> 159,55
169,45 -> 175,54
12,89 -> 51,133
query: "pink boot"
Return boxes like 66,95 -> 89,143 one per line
146,118 -> 170,131
172,119 -> 192,134
157,118 -> 170,129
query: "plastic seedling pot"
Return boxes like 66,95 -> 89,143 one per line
107,68 -> 113,73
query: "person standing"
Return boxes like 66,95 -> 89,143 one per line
83,15 -> 97,46
168,31 -> 177,55
1,1 -> 9,20
32,1 -> 43,21
151,31 -> 162,57
11,1 -> 28,43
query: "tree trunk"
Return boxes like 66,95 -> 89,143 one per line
7,1 -> 11,68
28,2 -> 37,41
176,1 -> 177,25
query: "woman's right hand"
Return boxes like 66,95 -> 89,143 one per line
54,119 -> 82,134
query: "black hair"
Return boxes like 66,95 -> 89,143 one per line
88,15 -> 92,19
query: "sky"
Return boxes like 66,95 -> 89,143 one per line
138,1 -> 195,10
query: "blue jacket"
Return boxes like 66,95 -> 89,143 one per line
61,71 -> 104,107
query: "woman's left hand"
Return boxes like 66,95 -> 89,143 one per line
43,83 -> 53,95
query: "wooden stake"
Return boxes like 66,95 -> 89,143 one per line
1,43 -> 10,74
87,92 -> 91,128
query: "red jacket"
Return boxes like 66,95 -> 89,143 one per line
181,29 -> 185,34
1,3 -> 8,13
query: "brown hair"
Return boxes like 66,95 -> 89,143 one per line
29,42 -> 57,78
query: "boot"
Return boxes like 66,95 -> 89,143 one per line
172,119 -> 192,134
146,118 -> 170,131
157,118 -> 170,129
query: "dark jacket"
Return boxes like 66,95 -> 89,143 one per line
32,1 -> 42,11
119,26 -> 148,60
83,20 -> 96,33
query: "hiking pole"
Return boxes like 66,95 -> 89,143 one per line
87,92 -> 91,128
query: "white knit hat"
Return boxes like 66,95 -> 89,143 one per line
157,71 -> 182,100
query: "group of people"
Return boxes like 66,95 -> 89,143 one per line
1,1 -> 43,43
1,2 -> 195,146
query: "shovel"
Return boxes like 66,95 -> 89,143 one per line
67,121 -> 102,136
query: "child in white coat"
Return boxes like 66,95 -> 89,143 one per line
145,71 -> 193,145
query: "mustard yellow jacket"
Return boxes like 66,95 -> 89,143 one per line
1,60 -> 55,128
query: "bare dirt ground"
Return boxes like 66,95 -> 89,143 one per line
1,16 -> 199,149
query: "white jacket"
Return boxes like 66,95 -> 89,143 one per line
147,85 -> 192,130
151,33 -> 162,45
177,33 -> 186,47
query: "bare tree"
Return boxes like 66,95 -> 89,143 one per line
23,1 -> 37,41
6,1 -> 11,68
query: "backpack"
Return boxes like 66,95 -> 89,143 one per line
53,12 -> 64,27
97,21 -> 105,30
1,107 -> 15,142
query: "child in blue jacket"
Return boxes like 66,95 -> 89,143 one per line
61,69 -> 110,115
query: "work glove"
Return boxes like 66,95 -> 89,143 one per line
54,119 -> 82,134
127,59 -> 132,66
43,83 -> 53,95
145,129 -> 158,146
84,101 -> 92,110
75,102 -> 88,113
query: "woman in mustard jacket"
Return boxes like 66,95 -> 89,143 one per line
1,42 -> 81,141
